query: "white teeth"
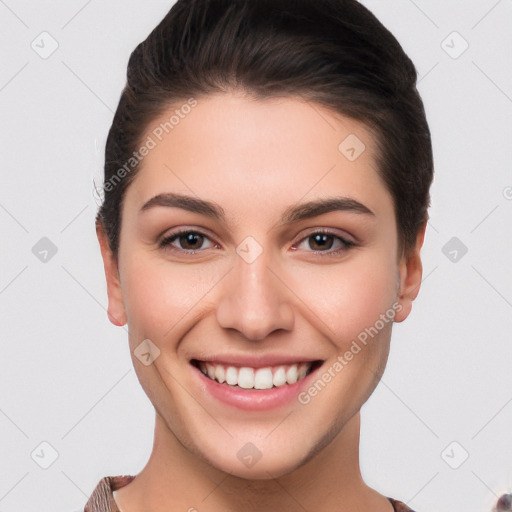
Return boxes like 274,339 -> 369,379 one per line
238,367 -> 254,389
286,365 -> 298,384
254,367 -> 273,390
214,365 -> 226,383
226,366 -> 238,386
197,361 -> 313,389
206,364 -> 216,380
272,366 -> 287,387
298,364 -> 308,380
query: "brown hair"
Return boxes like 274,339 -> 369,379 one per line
96,0 -> 434,259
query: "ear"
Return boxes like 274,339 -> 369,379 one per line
96,221 -> 127,327
394,221 -> 427,323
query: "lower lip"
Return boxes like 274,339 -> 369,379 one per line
191,363 -> 321,411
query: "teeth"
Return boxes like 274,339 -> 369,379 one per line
207,364 -> 216,380
254,368 -> 273,390
214,365 -> 226,384
272,366 -> 286,387
226,366 -> 238,385
286,365 -> 298,384
238,367 -> 254,389
198,361 -> 313,389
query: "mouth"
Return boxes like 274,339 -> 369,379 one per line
190,359 -> 323,390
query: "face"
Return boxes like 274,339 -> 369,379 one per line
99,91 -> 424,479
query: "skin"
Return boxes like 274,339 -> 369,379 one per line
97,90 -> 426,512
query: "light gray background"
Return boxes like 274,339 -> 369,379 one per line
1,1 -> 511,511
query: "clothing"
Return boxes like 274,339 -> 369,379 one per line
81,475 -> 417,512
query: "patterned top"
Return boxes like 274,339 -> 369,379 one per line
81,475 -> 417,512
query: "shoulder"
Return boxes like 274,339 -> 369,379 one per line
388,497 -> 418,512
82,475 -> 136,512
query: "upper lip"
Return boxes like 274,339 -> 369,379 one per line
190,354 -> 323,368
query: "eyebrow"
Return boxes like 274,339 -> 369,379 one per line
139,192 -> 375,224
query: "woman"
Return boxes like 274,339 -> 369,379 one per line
85,0 -> 433,510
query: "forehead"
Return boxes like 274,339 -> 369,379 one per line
123,93 -> 394,225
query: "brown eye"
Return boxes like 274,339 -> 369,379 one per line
159,230 -> 215,253
177,232 -> 205,250
308,233 -> 335,251
294,230 -> 355,255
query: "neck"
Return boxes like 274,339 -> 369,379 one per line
114,411 -> 392,512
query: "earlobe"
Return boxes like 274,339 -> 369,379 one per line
96,221 -> 127,327
394,221 -> 427,323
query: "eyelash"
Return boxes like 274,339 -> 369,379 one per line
158,228 -> 356,257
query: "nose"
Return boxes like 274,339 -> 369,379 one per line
216,248 -> 295,341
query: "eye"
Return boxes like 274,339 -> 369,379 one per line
158,228 -> 355,257
159,230 -> 216,254
293,230 -> 355,256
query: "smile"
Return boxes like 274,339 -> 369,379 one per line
193,361 -> 315,390
189,358 -> 324,410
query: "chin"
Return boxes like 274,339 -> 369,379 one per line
206,448 -> 307,480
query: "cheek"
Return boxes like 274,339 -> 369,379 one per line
289,252 -> 398,345
120,256 -> 225,339
120,243 -> 398,349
